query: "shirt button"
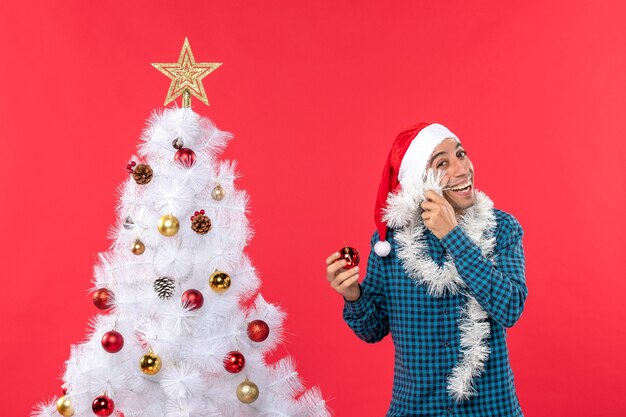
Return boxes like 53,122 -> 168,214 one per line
446,406 -> 453,413
443,340 -> 450,347
442,309 -> 448,315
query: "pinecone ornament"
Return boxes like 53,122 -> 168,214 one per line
191,210 -> 211,235
132,164 -> 153,185
153,277 -> 175,299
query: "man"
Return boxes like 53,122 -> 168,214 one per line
325,123 -> 527,416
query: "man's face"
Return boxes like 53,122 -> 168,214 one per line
428,138 -> 475,214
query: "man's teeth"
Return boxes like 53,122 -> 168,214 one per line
449,181 -> 471,191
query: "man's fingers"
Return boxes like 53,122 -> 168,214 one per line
327,259 -> 348,279
338,274 -> 359,290
420,200 -> 437,211
425,189 -> 444,202
325,251 -> 345,280
425,190 -> 453,210
331,267 -> 359,287
325,252 -> 341,266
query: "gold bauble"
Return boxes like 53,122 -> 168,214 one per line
209,270 -> 231,293
56,395 -> 74,417
139,352 -> 162,375
211,184 -> 225,201
131,239 -> 145,255
158,214 -> 180,236
236,378 -> 259,404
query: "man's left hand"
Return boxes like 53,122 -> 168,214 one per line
420,190 -> 458,239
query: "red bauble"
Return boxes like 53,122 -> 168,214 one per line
247,320 -> 270,342
92,395 -> 114,416
339,246 -> 360,269
182,289 -> 204,310
93,288 -> 114,310
174,148 -> 196,167
101,330 -> 124,353
223,351 -> 245,373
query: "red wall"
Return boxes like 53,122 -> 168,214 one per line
1,1 -> 625,416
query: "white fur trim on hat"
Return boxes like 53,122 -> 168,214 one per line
398,123 -> 459,188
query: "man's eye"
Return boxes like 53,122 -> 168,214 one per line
457,150 -> 467,158
437,161 -> 447,168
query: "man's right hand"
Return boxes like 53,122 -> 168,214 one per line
326,251 -> 361,301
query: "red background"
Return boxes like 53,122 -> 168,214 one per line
1,1 -> 625,416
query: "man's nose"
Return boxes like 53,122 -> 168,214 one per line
448,158 -> 470,179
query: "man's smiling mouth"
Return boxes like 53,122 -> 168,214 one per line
447,181 -> 472,191
441,176 -> 474,196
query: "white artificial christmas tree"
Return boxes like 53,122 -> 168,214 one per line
33,39 -> 330,417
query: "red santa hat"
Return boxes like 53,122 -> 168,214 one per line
373,122 -> 459,256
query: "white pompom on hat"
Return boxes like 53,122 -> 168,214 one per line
374,123 -> 459,256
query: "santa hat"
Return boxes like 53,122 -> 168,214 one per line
373,122 -> 459,256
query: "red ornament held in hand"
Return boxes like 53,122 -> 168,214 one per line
223,351 -> 245,373
101,330 -> 124,353
92,395 -> 114,416
338,246 -> 360,269
247,320 -> 270,342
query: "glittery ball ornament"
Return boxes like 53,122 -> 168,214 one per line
223,351 -> 245,373
56,395 -> 74,417
247,320 -> 270,342
236,379 -> 259,404
101,330 -> 124,353
174,148 -> 196,167
93,288 -> 114,310
92,395 -> 114,416
209,271 -> 231,293
182,289 -> 204,310
158,214 -> 180,236
339,246 -> 360,269
139,352 -> 162,375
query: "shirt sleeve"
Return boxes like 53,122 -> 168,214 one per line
439,213 -> 527,328
342,231 -> 391,343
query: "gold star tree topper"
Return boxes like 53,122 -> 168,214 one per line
152,38 -> 222,107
